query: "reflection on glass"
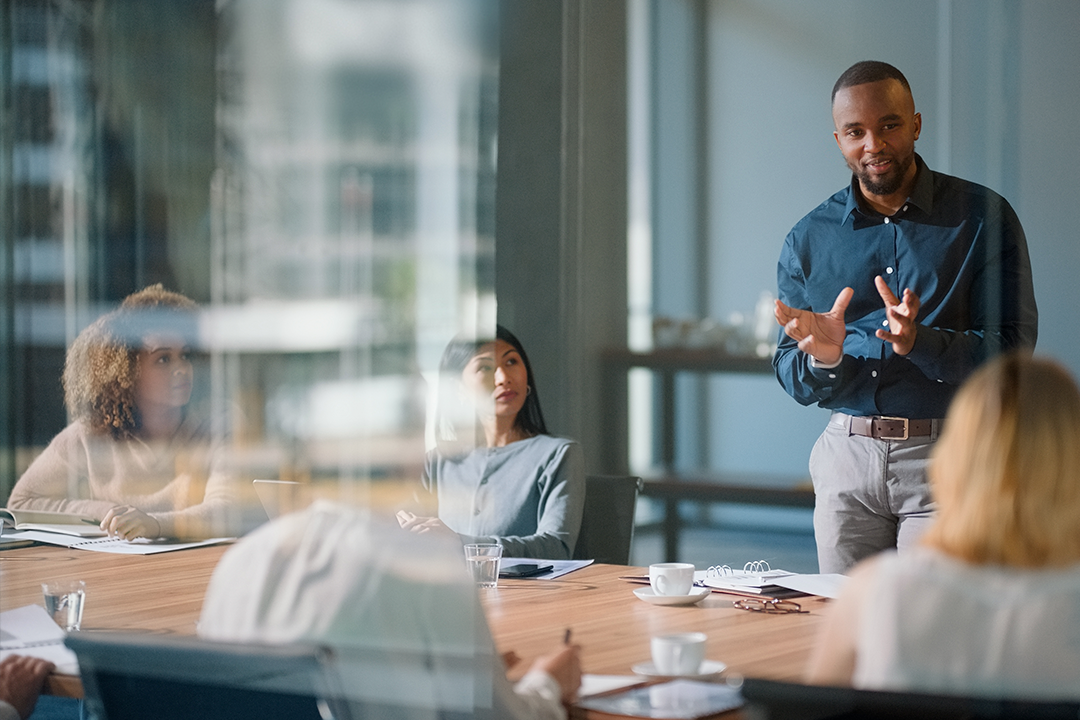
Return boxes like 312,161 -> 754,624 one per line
208,0 -> 497,515
1,0 -> 497,527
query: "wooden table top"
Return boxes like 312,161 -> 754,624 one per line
485,565 -> 827,682
0,544 -> 828,715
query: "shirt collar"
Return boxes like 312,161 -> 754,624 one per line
843,153 -> 931,227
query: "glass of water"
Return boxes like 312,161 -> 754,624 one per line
464,544 -> 502,589
42,580 -> 86,631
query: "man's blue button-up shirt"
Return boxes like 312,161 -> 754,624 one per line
774,155 -> 1038,419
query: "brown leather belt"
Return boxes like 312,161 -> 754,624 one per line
848,416 -> 936,440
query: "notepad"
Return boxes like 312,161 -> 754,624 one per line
696,563 -> 801,596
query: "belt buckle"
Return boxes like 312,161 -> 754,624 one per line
875,416 -> 909,441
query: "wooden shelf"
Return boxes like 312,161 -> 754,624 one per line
601,346 -> 773,374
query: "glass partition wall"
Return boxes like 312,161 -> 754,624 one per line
0,0 -> 497,526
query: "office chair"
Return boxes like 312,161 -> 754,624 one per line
739,677 -> 1080,720
572,474 -> 642,565
66,632 -> 343,720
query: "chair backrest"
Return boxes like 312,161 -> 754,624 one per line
572,474 -> 642,565
66,632 -> 342,720
739,677 -> 1080,720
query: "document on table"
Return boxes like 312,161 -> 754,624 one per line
579,674 -> 645,698
575,679 -> 743,719
0,605 -> 79,674
694,568 -> 848,599
2,530 -> 234,555
500,558 -> 593,579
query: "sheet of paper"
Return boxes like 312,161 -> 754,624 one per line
575,679 -> 743,719
771,573 -> 847,599
578,674 -> 645,698
8,531 -> 234,555
499,558 -> 593,579
0,605 -> 80,675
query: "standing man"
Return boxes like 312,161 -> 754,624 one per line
773,60 -> 1037,574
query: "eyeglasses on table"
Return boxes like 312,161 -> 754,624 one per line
731,598 -> 808,614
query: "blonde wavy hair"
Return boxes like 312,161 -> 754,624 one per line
63,284 -> 197,438
922,352 -> 1080,567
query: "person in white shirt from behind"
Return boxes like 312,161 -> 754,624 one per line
807,352 -> 1080,699
198,500 -> 580,720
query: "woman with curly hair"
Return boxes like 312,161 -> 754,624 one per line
7,285 -> 237,540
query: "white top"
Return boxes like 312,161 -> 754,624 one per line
854,547 -> 1080,699
199,501 -> 565,720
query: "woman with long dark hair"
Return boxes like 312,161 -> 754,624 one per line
398,325 -> 585,559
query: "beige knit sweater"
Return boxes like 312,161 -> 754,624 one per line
7,416 -> 240,538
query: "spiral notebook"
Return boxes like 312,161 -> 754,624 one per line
696,562 -> 846,599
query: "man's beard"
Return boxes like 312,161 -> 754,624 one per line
852,152 -> 914,196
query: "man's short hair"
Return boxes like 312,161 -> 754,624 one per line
832,61 -> 911,104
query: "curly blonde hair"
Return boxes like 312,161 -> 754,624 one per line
63,284 -> 198,438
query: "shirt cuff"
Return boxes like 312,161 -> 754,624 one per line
514,670 -> 566,720
809,354 -> 842,369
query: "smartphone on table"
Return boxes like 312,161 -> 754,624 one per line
499,562 -> 554,578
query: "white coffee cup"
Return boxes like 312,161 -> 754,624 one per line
649,562 -> 695,596
651,632 -> 707,676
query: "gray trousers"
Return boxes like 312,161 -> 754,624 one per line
809,412 -> 942,574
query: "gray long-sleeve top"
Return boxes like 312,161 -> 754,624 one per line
422,435 -> 585,560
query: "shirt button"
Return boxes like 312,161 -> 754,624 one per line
882,320 -> 889,327
872,371 -> 878,377
884,217 -> 890,224
828,373 -> 837,379
885,267 -> 894,274
902,205 -> 908,212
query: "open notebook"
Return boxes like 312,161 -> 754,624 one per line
0,508 -> 105,538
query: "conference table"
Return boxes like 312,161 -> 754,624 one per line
0,542 -> 830,717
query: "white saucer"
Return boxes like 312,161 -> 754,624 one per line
633,586 -> 711,606
631,659 -> 727,680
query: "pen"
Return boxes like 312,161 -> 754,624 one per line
564,628 -> 572,645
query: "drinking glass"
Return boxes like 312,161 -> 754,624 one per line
42,580 -> 86,631
464,544 -> 502,588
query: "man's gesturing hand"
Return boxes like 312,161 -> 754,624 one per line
775,287 -> 853,366
874,275 -> 920,356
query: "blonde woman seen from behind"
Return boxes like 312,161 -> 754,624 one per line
807,352 -> 1080,699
